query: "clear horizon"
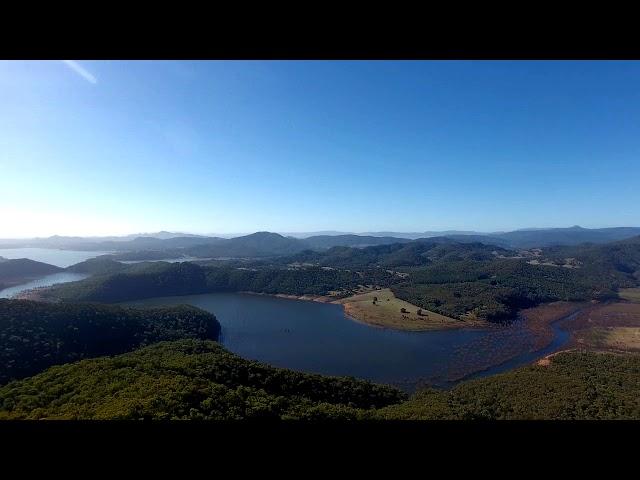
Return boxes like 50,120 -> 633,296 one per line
2,224 -> 640,240
2,60 -> 640,237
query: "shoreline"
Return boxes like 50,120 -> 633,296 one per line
241,289 -> 489,332
519,301 -> 590,351
238,291 -> 339,304
339,301 -> 487,332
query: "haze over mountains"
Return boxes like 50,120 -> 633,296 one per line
2,226 -> 640,257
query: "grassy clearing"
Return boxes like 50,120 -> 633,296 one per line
566,302 -> 640,352
335,288 -> 473,331
603,327 -> 640,351
620,288 -> 640,303
578,327 -> 640,351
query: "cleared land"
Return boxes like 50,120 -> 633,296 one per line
578,327 -> 640,352
335,288 -> 475,331
620,288 -> 640,303
601,327 -> 640,351
565,302 -> 640,352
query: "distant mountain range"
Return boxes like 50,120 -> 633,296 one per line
2,226 -> 640,258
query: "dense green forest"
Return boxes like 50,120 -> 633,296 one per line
48,262 -> 211,303
203,266 -> 396,296
1,343 -> 637,420
0,299 -> 220,384
280,240 -> 509,270
0,339 -> 406,420
375,352 -> 640,420
392,258 -> 634,321
541,235 -> 640,278
45,262 -> 399,303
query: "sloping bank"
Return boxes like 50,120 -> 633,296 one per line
1,343 -> 638,420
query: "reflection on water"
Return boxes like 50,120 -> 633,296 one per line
0,272 -> 89,299
125,292 -> 573,391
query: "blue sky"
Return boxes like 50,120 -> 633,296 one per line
1,60 -> 639,237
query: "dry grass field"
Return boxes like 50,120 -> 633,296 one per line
334,288 -> 475,331
567,302 -> 640,352
619,288 -> 640,303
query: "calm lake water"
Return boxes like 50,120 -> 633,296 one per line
120,257 -> 211,264
0,272 -> 89,299
125,292 -> 572,391
0,248 -> 110,268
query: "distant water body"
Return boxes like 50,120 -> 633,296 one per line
0,248 -> 106,298
120,257 -> 210,264
0,272 -> 89,299
0,248 -> 111,268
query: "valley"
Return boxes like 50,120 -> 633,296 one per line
4,60 -> 640,424
1,230 -> 640,419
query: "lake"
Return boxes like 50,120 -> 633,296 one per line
125,292 -> 572,391
120,256 -> 212,264
0,248 -> 111,268
0,272 -> 89,299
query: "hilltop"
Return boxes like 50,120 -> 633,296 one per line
0,299 -> 220,384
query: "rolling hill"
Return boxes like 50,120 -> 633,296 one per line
0,299 -> 220,384
0,258 -> 63,288
492,226 -> 640,248
0,339 -> 406,420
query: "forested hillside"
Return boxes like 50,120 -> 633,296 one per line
0,339 -> 406,420
47,261 -> 210,303
392,257 -> 635,321
375,351 -> 640,420
1,344 -> 638,420
281,240 -> 508,269
541,235 -> 640,278
45,262 -> 399,303
65,256 -> 128,275
0,299 -> 220,384
492,226 -> 640,248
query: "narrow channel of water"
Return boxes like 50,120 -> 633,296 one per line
444,309 -> 579,387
